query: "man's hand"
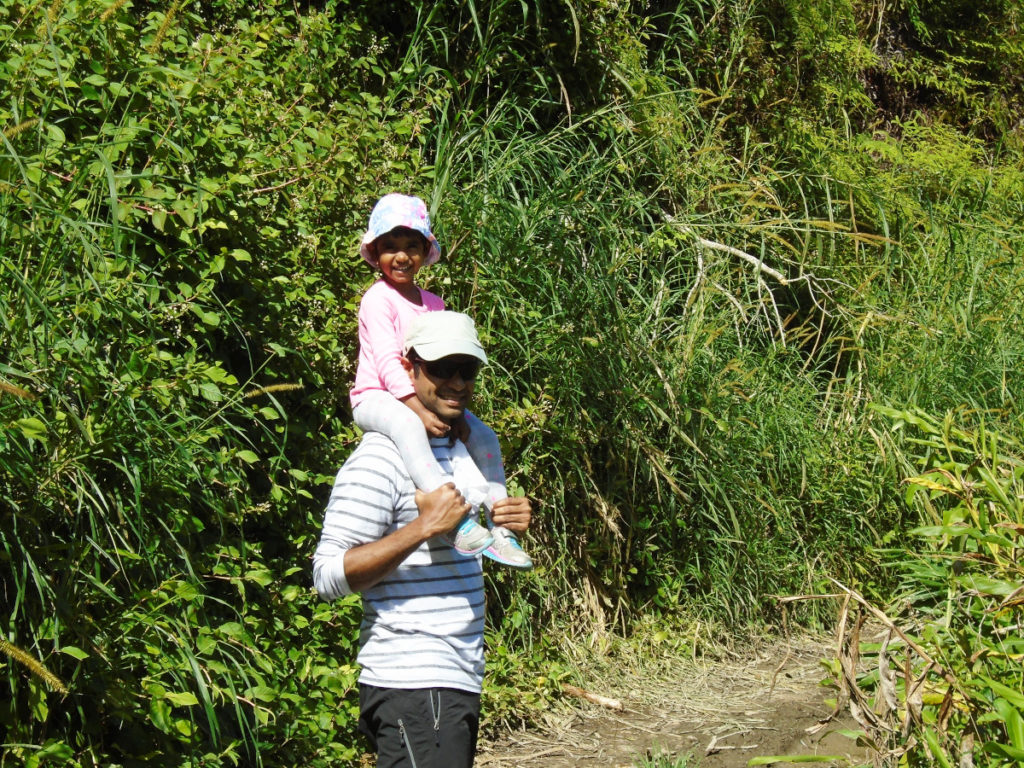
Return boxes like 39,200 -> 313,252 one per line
415,483 -> 471,538
489,496 -> 532,533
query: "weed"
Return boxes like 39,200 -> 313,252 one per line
634,747 -> 693,767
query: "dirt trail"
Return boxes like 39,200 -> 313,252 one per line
477,633 -> 871,768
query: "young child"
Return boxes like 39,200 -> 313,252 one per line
349,193 -> 532,570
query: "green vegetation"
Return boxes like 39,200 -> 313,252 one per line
823,409 -> 1024,767
634,748 -> 692,767
1,0 -> 1021,765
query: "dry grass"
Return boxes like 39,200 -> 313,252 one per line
479,631 -> 870,768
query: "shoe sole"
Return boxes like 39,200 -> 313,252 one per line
482,548 -> 534,570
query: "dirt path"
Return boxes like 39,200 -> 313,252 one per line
477,633 -> 870,768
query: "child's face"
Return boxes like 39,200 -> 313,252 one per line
373,227 -> 427,288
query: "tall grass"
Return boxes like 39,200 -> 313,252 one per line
0,140 -> 279,764
419,76 -> 883,637
409,0 -> 1024,648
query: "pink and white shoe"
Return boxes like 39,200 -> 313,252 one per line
483,527 -> 533,570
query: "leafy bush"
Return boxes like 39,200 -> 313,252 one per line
0,0 -> 418,764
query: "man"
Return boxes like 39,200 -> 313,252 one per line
313,311 -> 532,767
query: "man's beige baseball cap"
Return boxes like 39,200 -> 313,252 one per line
403,311 -> 488,363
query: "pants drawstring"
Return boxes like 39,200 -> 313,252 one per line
430,690 -> 441,747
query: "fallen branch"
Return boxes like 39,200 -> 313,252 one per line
561,683 -> 623,710
476,746 -> 570,765
663,213 -> 852,327
705,734 -> 759,755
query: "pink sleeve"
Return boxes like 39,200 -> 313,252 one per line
359,289 -> 416,401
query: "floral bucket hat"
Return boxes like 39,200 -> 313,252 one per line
359,193 -> 441,266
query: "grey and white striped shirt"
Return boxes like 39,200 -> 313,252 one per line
313,433 -> 485,693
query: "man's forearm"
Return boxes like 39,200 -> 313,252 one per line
343,517 -> 433,593
339,484 -> 471,593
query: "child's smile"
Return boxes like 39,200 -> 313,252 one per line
374,228 -> 427,297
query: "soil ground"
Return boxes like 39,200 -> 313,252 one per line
476,633 -> 872,768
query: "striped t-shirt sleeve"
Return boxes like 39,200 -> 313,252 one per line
312,435 -> 403,600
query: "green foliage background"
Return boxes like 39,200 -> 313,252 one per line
0,0 -> 1021,765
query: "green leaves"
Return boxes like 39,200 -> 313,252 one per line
1,0 -> 376,764
14,417 -> 46,440
827,411 -> 1024,768
58,646 -> 89,661
163,691 -> 200,707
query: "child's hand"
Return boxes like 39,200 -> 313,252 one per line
450,415 -> 471,444
401,394 -> 452,437
420,411 -> 451,438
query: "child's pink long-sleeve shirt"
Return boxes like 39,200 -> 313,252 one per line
350,279 -> 445,408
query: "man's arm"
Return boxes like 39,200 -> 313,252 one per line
342,483 -> 471,592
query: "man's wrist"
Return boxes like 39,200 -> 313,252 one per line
403,514 -> 438,542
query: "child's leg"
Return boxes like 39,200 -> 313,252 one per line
461,412 -> 532,570
448,441 -> 491,510
353,391 -> 449,492
462,410 -> 508,506
354,392 -> 493,555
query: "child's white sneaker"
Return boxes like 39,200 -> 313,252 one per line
449,516 -> 494,555
483,526 -> 533,570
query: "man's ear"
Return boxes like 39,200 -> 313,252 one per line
400,356 -> 414,382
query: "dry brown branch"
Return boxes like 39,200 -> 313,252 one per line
252,177 -> 302,194
561,683 -> 623,710
768,646 -> 793,697
959,733 -> 974,768
877,629 -> 899,717
691,230 -> 789,284
704,734 -> 719,755
661,213 -> 800,285
662,213 -> 855,337
603,713 -> 674,737
477,746 -> 571,765
685,245 -> 705,311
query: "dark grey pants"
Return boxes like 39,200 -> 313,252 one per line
358,684 -> 480,768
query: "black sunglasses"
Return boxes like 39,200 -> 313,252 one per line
413,356 -> 481,381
